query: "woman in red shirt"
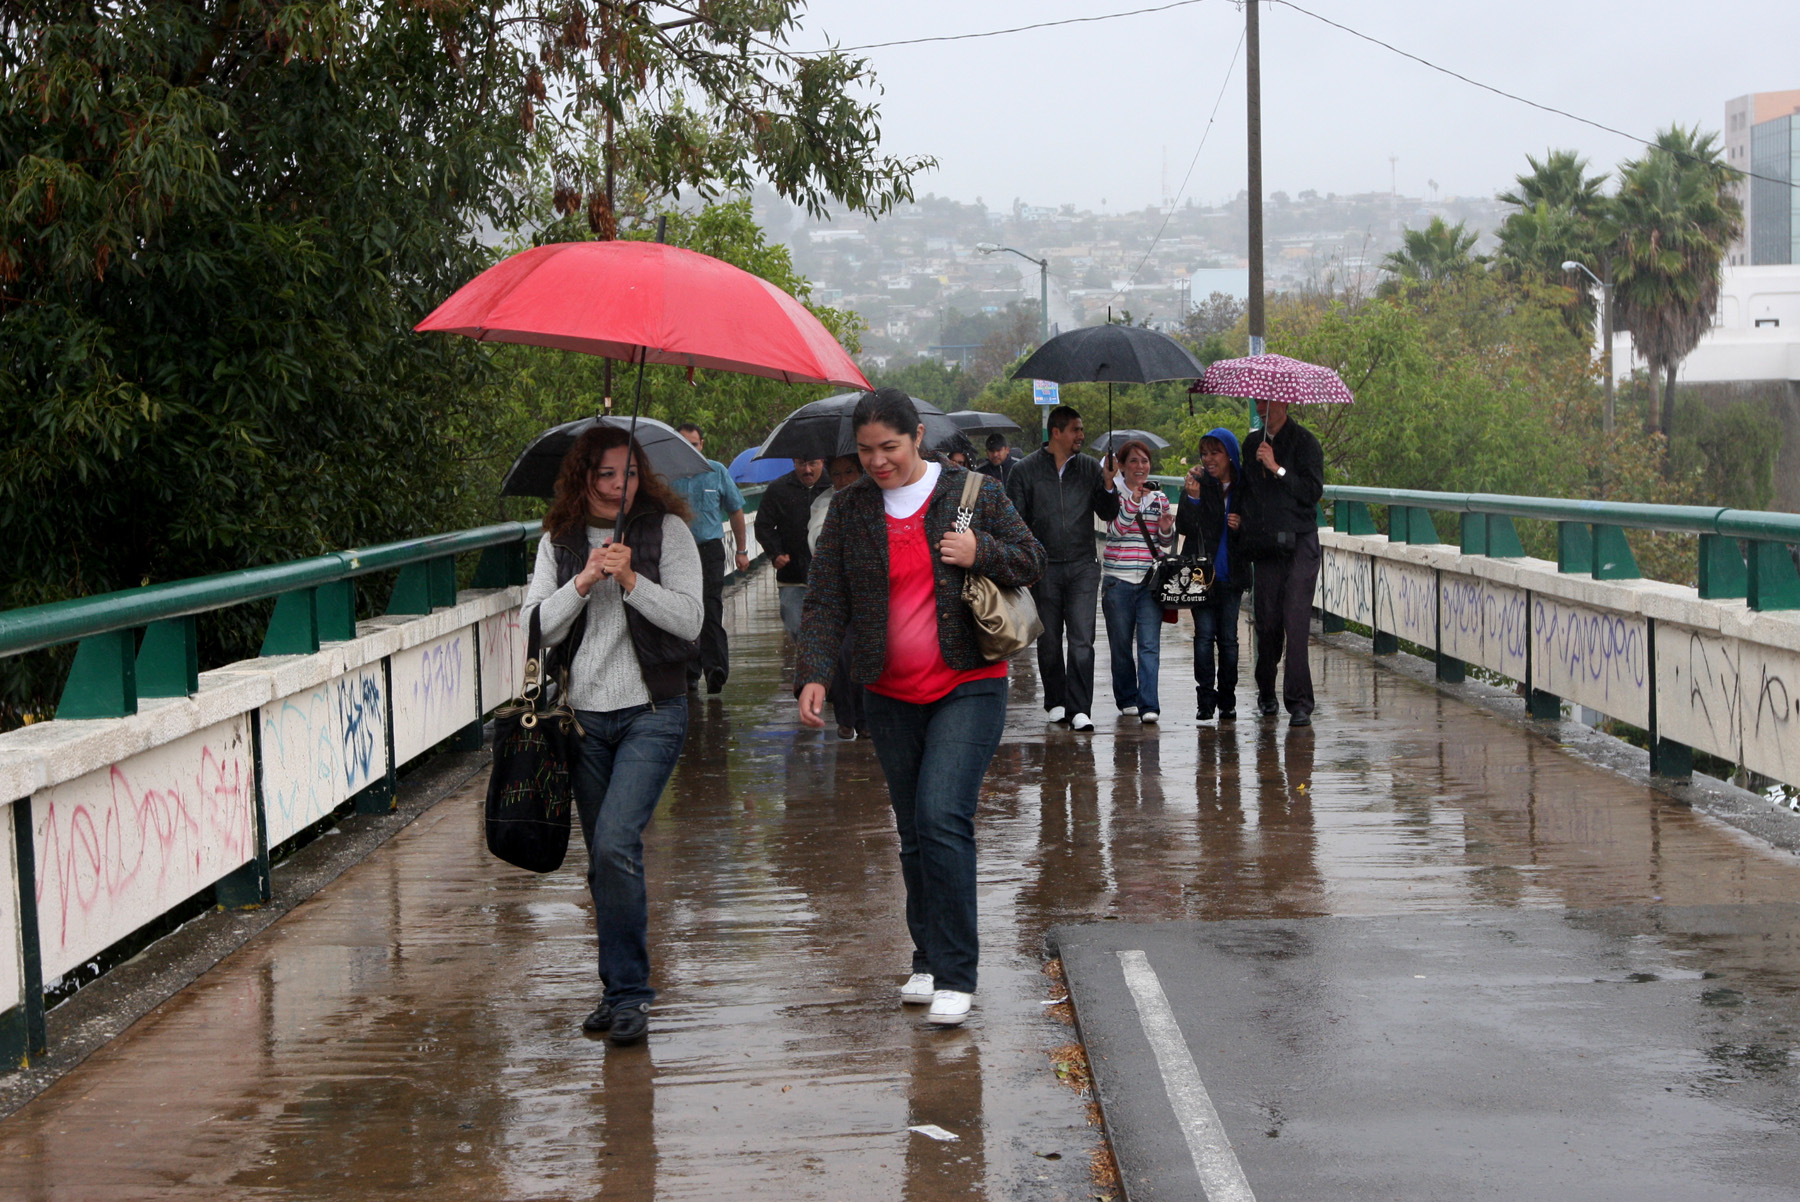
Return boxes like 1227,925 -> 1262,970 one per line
797,389 -> 1045,1026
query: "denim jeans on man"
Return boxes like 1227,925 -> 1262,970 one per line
1192,585 -> 1243,715
778,585 -> 806,638
573,697 -> 689,1009
862,678 -> 1008,994
1031,559 -> 1101,717
1101,574 -> 1163,714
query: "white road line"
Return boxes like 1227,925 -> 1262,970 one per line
1116,949 -> 1257,1202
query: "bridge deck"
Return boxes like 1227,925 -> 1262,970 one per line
2,570 -> 1797,1200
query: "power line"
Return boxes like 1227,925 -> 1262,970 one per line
1105,30 -> 1245,311
1269,0 -> 1799,192
815,0 -> 1210,53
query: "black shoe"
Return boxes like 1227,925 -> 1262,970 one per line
607,1003 -> 649,1046
581,1001 -> 614,1034
706,671 -> 726,695
1218,710 -> 1237,722
1196,707 -> 1215,722
1258,696 -> 1279,717
1290,710 -> 1313,727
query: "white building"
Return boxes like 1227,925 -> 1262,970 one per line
1609,264 -> 1800,385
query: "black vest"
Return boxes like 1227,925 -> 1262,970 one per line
549,505 -> 698,704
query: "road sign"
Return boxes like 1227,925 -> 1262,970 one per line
1033,379 -> 1060,407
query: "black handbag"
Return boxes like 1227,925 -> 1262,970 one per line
484,609 -> 580,873
1136,509 -> 1214,608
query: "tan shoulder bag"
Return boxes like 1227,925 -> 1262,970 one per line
953,470 -> 1043,661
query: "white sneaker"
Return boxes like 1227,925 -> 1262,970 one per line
927,990 -> 973,1025
1141,710 -> 1159,724
1070,713 -> 1094,732
1119,705 -> 1139,717
1044,705 -> 1066,723
900,973 -> 935,1005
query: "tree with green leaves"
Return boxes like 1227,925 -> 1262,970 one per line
0,1 -> 925,719
1494,150 -> 1613,339
1377,217 -> 1482,293
1610,126 -> 1742,442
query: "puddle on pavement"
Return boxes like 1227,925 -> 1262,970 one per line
3,572 -> 1798,1199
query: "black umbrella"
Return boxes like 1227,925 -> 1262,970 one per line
947,410 -> 1021,435
1011,324 -> 1204,448
757,393 -> 963,462
500,414 -> 710,498
1088,428 -> 1172,455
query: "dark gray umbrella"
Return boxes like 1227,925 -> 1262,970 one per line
500,414 -> 710,498
1088,428 -> 1172,455
947,410 -> 1021,435
1011,324 -> 1204,444
757,393 -> 962,462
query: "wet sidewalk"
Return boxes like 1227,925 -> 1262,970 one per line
2,569 -> 1799,1199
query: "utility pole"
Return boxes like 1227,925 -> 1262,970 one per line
1245,0 -> 1265,429
603,112 -> 616,414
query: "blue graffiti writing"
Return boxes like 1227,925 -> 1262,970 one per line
1439,577 -> 1527,671
335,671 -> 385,789
410,636 -> 466,720
1534,600 -> 1647,701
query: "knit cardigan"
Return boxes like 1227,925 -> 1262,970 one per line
797,464 -> 1046,691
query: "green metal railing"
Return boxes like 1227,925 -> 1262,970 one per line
1148,476 -> 1800,612
1320,486 -> 1800,611
1,481 -> 770,723
0,523 -> 544,721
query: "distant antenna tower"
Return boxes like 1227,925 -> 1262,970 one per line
1389,155 -> 1398,197
1162,145 -> 1169,211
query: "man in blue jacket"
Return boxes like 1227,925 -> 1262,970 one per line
674,423 -> 748,693
1176,427 -> 1244,721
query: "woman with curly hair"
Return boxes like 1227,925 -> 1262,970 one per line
521,424 -> 702,1047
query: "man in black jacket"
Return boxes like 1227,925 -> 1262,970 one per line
1005,405 -> 1120,731
1240,399 -> 1326,725
975,433 -> 1015,487
754,458 -> 828,637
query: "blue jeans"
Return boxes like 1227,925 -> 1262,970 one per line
1101,574 -> 1163,714
863,678 -> 1008,994
779,585 -> 806,638
1193,586 -> 1244,715
573,698 -> 689,1009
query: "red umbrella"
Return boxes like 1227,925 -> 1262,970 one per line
416,240 -> 870,390
1190,353 -> 1354,405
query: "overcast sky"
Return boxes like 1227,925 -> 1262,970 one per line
797,0 -> 1800,212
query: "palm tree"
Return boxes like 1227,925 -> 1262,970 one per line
1379,217 -> 1480,292
1495,151 -> 1613,339
1611,126 -> 1742,445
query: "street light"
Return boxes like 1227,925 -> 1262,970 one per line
1563,259 -> 1615,436
975,243 -> 1049,346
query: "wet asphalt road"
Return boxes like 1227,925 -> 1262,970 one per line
2,567 -> 1798,1199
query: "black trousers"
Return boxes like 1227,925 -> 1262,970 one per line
692,538 -> 728,686
1031,558 -> 1101,717
1252,529 -> 1322,716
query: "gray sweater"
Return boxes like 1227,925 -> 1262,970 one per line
521,514 -> 704,712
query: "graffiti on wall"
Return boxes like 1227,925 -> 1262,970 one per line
1655,626 -> 1741,765
32,718 -> 256,981
391,629 -> 478,766
1317,548 -> 1372,627
1739,642 -> 1800,787
1375,562 -> 1436,647
1438,574 -> 1529,682
1531,597 -> 1649,727
479,608 -> 525,713
259,663 -> 387,847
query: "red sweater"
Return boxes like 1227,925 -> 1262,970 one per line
870,499 -> 1008,704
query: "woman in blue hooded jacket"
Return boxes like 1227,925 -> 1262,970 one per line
1175,428 -> 1244,721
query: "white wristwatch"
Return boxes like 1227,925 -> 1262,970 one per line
1276,466 -> 1287,479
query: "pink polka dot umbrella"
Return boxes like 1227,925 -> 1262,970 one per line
1189,353 -> 1355,405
